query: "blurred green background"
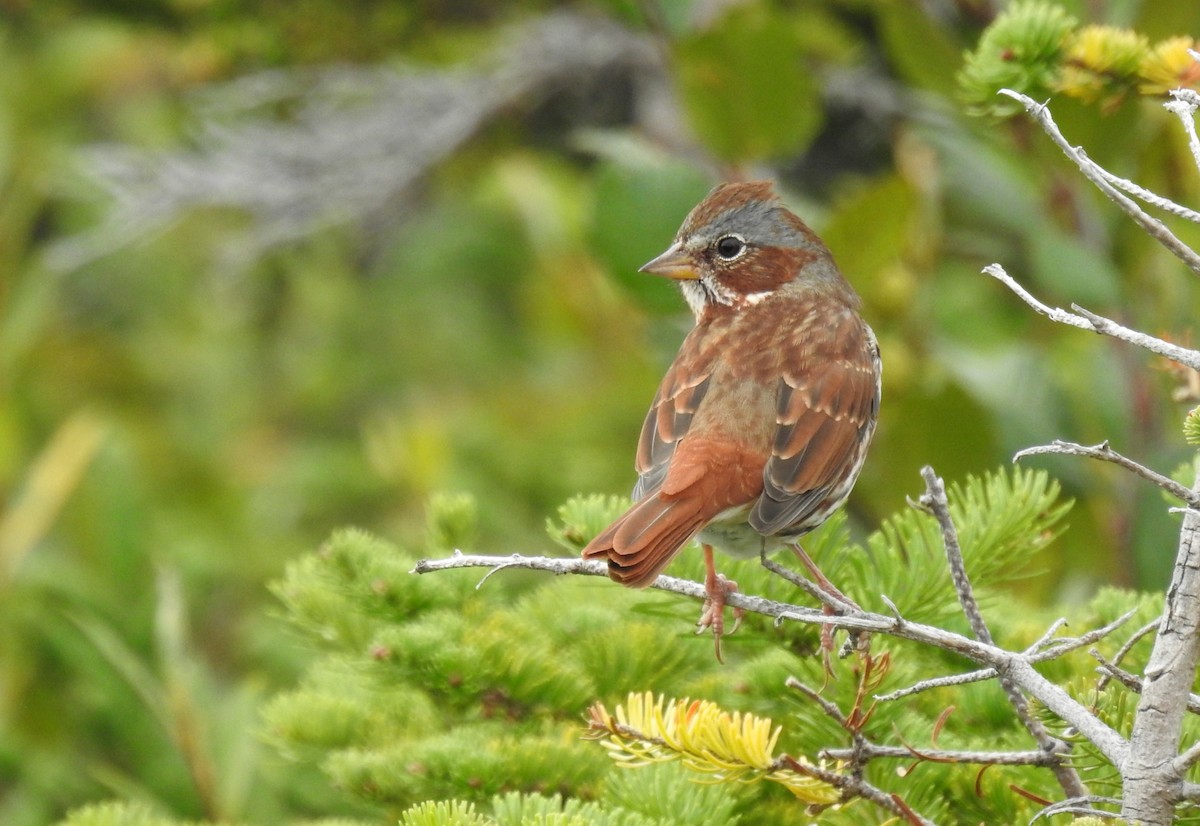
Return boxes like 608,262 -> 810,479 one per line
3,0 -> 1200,822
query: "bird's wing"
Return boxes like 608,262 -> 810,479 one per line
750,319 -> 880,535
631,356 -> 713,500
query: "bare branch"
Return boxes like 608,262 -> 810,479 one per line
874,668 -> 997,702
820,743 -> 1059,767
1089,161 -> 1200,223
877,610 -> 1135,703
1173,739 -> 1200,774
1122,483 -> 1200,822
983,264 -> 1200,372
1165,89 -> 1200,173
1091,651 -> 1200,715
1031,796 -> 1123,823
785,676 -> 850,726
775,756 -> 935,825
415,548 -> 1130,766
1014,440 -> 1200,506
759,554 -> 857,613
999,89 -> 1200,276
1097,620 -> 1159,691
918,466 -> 1085,798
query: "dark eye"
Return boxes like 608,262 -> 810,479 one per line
715,235 -> 745,260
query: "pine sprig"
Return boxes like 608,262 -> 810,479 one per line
959,0 -> 1077,115
1185,406 -> 1200,446
585,692 -> 838,804
959,1 -> 1199,117
860,466 -> 1068,626
399,800 -> 493,826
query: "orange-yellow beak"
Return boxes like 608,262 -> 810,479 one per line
638,242 -> 698,280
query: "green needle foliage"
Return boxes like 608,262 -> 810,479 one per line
960,0 -> 1200,115
61,466 -> 1166,824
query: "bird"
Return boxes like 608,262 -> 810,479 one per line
581,180 -> 881,658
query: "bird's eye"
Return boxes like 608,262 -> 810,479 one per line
715,235 -> 745,260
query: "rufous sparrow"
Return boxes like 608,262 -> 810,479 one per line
582,180 -> 881,658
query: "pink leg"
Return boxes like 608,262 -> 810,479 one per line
790,543 -> 861,676
696,544 -> 744,663
790,543 -> 860,612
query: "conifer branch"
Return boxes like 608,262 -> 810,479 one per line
1014,440 -> 1200,505
584,692 -> 839,803
983,263 -> 1200,371
998,89 -> 1200,276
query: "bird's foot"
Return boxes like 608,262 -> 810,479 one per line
697,571 -> 743,663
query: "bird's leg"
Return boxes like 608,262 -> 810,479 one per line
788,543 -> 863,676
696,544 -> 743,662
789,543 -> 861,612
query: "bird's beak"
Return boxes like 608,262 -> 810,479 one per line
638,243 -> 698,280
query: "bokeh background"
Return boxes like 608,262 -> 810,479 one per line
3,0 -> 1200,822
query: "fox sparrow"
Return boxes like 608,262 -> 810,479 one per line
582,180 -> 881,657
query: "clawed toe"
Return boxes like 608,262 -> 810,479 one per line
697,572 -> 741,662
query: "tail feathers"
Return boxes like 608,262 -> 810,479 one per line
581,494 -> 707,588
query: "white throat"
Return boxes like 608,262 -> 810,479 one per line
680,277 -> 772,320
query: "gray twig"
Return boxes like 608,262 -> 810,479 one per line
1014,440 -> 1200,506
983,263 -> 1200,372
876,609 -> 1135,703
820,743 -> 1060,767
999,89 -> 1200,276
918,466 -> 1085,798
414,548 -> 1130,767
1097,620 -> 1159,691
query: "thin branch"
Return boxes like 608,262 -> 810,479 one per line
820,743 -> 1060,767
999,89 -> 1200,276
1097,620 -> 1158,691
1026,617 -> 1071,652
1090,161 -> 1200,223
1031,796 -> 1123,823
876,610 -> 1135,703
415,548 -> 1130,767
1032,609 -> 1139,661
875,668 -> 997,702
759,554 -> 858,613
1091,649 -> 1200,715
918,466 -> 1085,798
786,676 -> 850,726
1173,739 -> 1200,774
1014,440 -> 1200,506
983,263 -> 1200,372
775,755 -> 935,826
1165,88 -> 1200,173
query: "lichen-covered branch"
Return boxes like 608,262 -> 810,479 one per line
998,89 -> 1200,276
1014,440 -> 1200,506
983,263 -> 1200,372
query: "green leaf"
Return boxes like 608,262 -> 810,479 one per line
675,6 -> 823,160
588,161 -> 712,315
